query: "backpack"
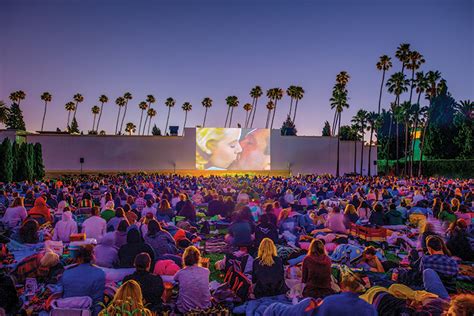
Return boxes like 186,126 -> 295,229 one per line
223,254 -> 251,302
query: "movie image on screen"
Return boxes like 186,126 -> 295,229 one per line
196,128 -> 270,170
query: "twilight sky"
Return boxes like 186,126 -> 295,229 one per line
0,0 -> 472,136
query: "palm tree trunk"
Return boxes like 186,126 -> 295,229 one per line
147,118 -> 152,135
270,99 -> 278,129
244,111 -> 249,128
183,111 -> 188,136
203,107 -> 208,127
336,112 -> 341,177
73,102 -> 79,121
410,91 -> 422,176
229,107 -> 234,127
368,126 -> 374,176
96,102 -> 104,133
331,110 -> 338,136
119,101 -> 129,133
92,114 -> 97,132
288,98 -> 294,117
385,113 -> 393,174
265,110 -> 271,128
138,110 -> 144,135
224,106 -> 230,128
418,117 -> 429,177
377,70 -> 386,115
142,115 -> 148,135
360,134 -> 364,175
354,138 -> 357,173
404,120 -> 409,175
115,107 -> 122,134
409,69 -> 415,104
67,111 -> 71,128
250,97 -> 258,128
292,99 -> 300,123
41,101 -> 47,132
395,95 -> 400,175
165,107 -> 171,135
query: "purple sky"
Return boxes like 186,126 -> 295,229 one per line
1,0 -> 472,136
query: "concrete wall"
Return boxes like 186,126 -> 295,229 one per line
0,128 -> 377,175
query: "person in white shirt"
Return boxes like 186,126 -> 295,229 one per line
141,199 -> 157,218
82,206 -> 107,241
53,210 -> 78,242
2,197 -> 27,229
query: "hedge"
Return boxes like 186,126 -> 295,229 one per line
377,159 -> 474,178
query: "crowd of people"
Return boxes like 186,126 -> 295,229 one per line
0,174 -> 473,315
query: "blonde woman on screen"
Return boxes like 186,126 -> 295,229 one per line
196,128 -> 242,170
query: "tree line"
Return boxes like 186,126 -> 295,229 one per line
0,139 -> 45,182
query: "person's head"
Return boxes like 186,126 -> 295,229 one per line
257,238 -> 277,266
147,219 -> 162,235
91,206 -> 100,216
159,199 -> 170,210
40,251 -> 60,268
146,199 -> 153,208
115,207 -> 125,218
259,213 -> 271,225
426,235 -> 451,256
389,203 -> 396,211
61,211 -> 73,222
448,219 -> 468,234
344,204 -> 356,215
451,198 -> 460,211
273,201 -> 280,209
11,197 -> 24,208
331,206 -> 340,214
239,206 -> 253,222
445,294 -> 474,316
264,203 -> 273,214
231,129 -> 271,170
373,203 -> 384,213
182,246 -> 201,267
278,208 -> 290,222
117,220 -> 130,232
134,252 -> 151,272
77,244 -> 94,264
196,128 -> 243,170
108,280 -> 149,315
20,219 -> 39,243
340,273 -> 365,293
441,202 -> 452,214
363,246 -> 377,261
126,228 -> 141,244
308,239 -> 326,256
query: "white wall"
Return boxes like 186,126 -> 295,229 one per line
0,128 -> 377,175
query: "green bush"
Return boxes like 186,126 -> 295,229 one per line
377,159 -> 474,178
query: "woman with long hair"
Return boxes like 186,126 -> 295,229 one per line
343,204 -> 359,228
302,239 -> 334,298
99,280 -> 152,316
144,219 -> 177,257
252,238 -> 287,298
157,199 -> 174,222
2,197 -> 27,229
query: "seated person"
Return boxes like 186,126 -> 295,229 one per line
255,213 -> 279,246
18,219 -> 40,244
369,203 -> 385,226
99,280 -> 152,316
60,245 -> 105,315
215,246 -> 254,280
325,207 -> 347,233
384,203 -> 404,225
123,253 -> 164,313
2,197 -> 27,229
118,228 -> 155,268
28,197 -> 52,223
302,239 -> 334,298
252,238 -> 288,298
446,219 -> 474,261
14,250 -> 63,284
82,206 -> 107,241
227,210 -> 254,247
144,220 -> 178,257
52,210 -> 78,242
355,246 -> 384,273
174,246 -> 211,313
93,233 -> 118,268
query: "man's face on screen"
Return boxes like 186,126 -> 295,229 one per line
233,130 -> 270,170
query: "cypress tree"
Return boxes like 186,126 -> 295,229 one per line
12,141 -> 19,181
33,143 -> 45,179
0,138 -> 13,182
69,117 -> 80,134
6,103 -> 26,130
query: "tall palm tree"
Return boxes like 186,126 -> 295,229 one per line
249,86 -> 263,128
418,107 -> 429,177
399,101 -> 413,175
224,96 -> 239,127
366,112 -> 378,176
376,55 -> 392,115
96,95 -> 108,133
201,97 -> 213,127
40,92 -> 52,132
164,97 -> 175,135
72,93 -> 84,121
454,100 -> 473,118
114,97 -> 126,134
243,103 -> 253,128
350,123 -> 360,173
144,94 -> 155,135
138,101 -> 148,135
386,72 -> 409,174
181,102 -> 192,135
265,100 -> 275,128
292,86 -> 305,123
266,88 -> 283,129
395,43 -> 411,75
119,92 -> 133,133
125,122 -> 136,135
0,101 -> 9,127
145,108 -> 157,135
425,70 -> 442,101
406,51 -> 425,103
65,102 -> 76,128
286,86 -> 296,117
330,85 -> 349,177
91,105 -> 100,132
9,92 -> 18,104
9,90 -> 26,106
352,109 -> 368,174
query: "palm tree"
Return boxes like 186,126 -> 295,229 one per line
243,103 -> 253,128
330,71 -> 351,135
366,112 -> 378,176
40,92 -> 52,132
292,86 -> 305,123
144,94 -> 155,135
91,105 -> 100,132
9,92 -> 18,104
145,108 -> 157,135
119,92 -> 133,133
201,97 -> 213,127
224,96 -> 239,127
376,55 -> 392,115
9,90 -> 26,106
352,110 -> 368,174
0,101 -> 8,127
286,86 -> 296,117
249,86 -> 263,128
181,102 -> 192,135
137,101 -> 148,135
406,51 -> 425,103
425,70 -> 442,101
395,43 -> 411,75
349,123 -> 360,173
64,101 -> 76,128
265,100 -> 275,128
96,95 -> 108,133
164,97 -> 175,135
114,97 -> 126,134
72,93 -> 84,121
266,88 -> 283,129
330,85 -> 349,177
125,122 -> 136,135
399,101 -> 413,175
386,72 -> 409,174
418,107 -> 429,177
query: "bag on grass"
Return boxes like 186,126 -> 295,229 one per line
223,254 -> 251,302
